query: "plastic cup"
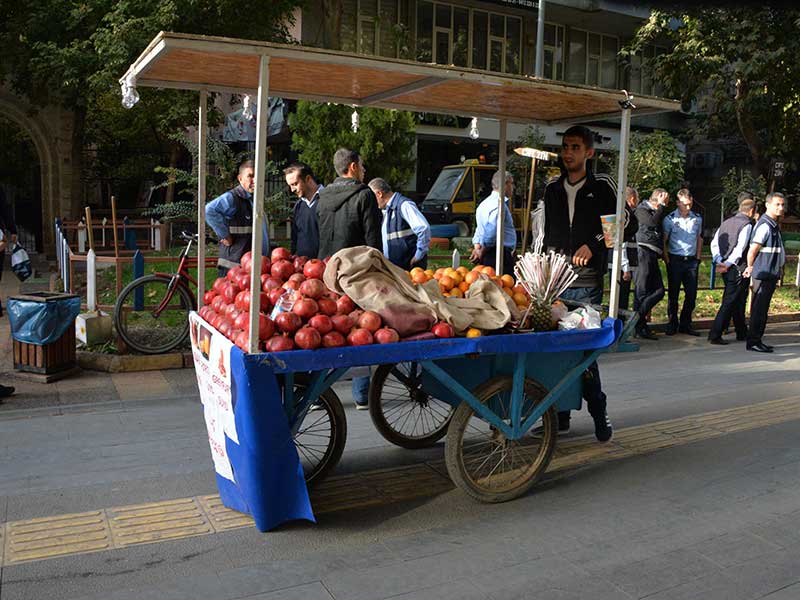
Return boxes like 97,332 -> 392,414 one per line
600,214 -> 617,249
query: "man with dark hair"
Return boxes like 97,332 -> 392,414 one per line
205,160 -> 270,276
542,124 -> 616,442
708,193 -> 756,345
662,188 -> 703,336
368,177 -> 431,270
284,162 -> 322,259
633,188 -> 670,339
470,170 -> 517,275
744,192 -> 786,353
316,148 -> 382,259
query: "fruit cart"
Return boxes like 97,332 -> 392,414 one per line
122,32 -> 678,530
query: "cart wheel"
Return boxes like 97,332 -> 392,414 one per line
368,362 -> 454,449
292,381 -> 347,488
445,376 -> 557,503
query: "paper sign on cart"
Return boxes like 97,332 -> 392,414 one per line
189,312 -> 238,482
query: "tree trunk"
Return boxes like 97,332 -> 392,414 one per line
69,106 -> 87,219
734,78 -> 767,178
164,142 -> 180,205
321,0 -> 343,50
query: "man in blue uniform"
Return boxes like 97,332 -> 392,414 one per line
368,177 -> 431,271
743,192 -> 786,353
205,161 -> 270,276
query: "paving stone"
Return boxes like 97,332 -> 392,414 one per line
240,581 -> 334,600
690,532 -> 782,568
386,578 -> 491,600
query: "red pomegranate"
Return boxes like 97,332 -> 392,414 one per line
266,335 -> 295,352
358,311 -> 382,333
295,327 -> 322,350
336,295 -> 356,315
299,278 -> 326,300
271,247 -> 292,262
303,259 -> 326,280
308,314 -> 333,334
374,327 -> 400,344
431,322 -> 455,338
275,312 -> 302,334
322,331 -> 346,348
347,328 -> 374,346
331,314 -> 354,335
292,298 -> 319,320
317,298 -> 337,316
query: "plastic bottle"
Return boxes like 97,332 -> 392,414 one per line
452,248 -> 460,270
270,289 -> 297,320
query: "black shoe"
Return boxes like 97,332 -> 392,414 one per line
636,328 -> 658,341
736,334 -> 747,342
762,343 -> 774,351
0,384 -> 14,398
708,337 -> 729,345
747,343 -> 773,353
679,327 -> 701,337
664,326 -> 677,336
592,411 -> 613,443
557,418 -> 571,433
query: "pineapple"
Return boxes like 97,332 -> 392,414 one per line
514,252 -> 578,332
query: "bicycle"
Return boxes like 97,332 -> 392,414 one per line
113,232 -> 213,355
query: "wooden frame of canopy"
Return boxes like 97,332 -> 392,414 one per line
120,32 -> 679,353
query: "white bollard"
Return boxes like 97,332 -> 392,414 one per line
150,219 -> 156,248
102,218 -> 107,247
62,238 -> 70,292
796,252 -> 799,287
87,249 -> 97,312
78,222 -> 87,253
285,220 -> 291,239
154,222 -> 162,251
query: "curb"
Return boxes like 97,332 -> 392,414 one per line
649,311 -> 800,332
77,351 -> 194,373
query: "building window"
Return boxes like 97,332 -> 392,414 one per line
627,44 -> 666,96
342,0 -> 401,57
543,23 -> 564,80
565,28 -> 619,88
416,1 -> 522,74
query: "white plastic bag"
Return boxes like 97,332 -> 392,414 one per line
558,306 -> 602,331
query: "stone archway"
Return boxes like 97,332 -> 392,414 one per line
0,88 -> 74,253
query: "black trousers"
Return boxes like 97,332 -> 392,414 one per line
708,268 -> 749,340
666,255 -> 699,330
747,278 -> 777,346
481,246 -> 516,276
617,272 -> 635,311
634,247 -> 665,329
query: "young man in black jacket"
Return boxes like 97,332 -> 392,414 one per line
633,189 -> 670,339
543,125 -> 616,442
317,148 -> 383,259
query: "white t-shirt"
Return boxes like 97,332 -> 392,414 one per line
564,178 -> 586,225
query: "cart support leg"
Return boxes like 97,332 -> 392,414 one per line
511,353 -> 526,437
420,360 -> 513,438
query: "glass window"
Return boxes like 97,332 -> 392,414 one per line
543,23 -> 564,80
435,30 -> 450,64
416,1 -> 433,62
588,33 -> 601,57
601,35 -> 618,89
436,4 -> 451,28
567,29 -> 586,84
490,39 -> 504,72
490,14 -> 505,38
426,168 -> 465,202
588,57 -> 599,86
341,0 -> 358,52
379,0 -> 399,58
453,8 -> 469,67
506,17 -> 521,74
642,45 -> 654,95
628,53 -> 642,94
476,169 -> 494,200
359,19 -> 376,55
360,0 -> 377,15
456,169 -> 474,201
472,11 -> 488,70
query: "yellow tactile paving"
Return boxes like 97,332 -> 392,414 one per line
3,394 -> 800,567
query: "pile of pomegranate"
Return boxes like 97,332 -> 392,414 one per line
197,247 -> 455,352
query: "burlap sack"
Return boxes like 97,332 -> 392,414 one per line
323,247 -> 520,336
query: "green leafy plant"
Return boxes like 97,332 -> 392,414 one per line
720,167 -> 767,215
604,130 -> 685,199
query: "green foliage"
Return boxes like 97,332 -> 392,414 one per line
627,131 -> 686,199
507,125 -> 547,200
720,167 -> 767,215
628,9 -> 800,177
288,101 -> 416,190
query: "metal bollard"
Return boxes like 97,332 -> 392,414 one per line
133,250 -> 145,310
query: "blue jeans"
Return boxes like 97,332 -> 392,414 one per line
352,375 -> 370,406
557,286 -> 607,421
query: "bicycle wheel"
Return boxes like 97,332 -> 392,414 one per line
292,381 -> 347,487
445,376 -> 557,503
114,274 -> 194,354
368,362 -> 454,449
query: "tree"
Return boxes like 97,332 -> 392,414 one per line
0,0 -> 301,216
507,125 -> 547,203
288,101 -> 416,190
629,9 -> 800,179
720,167 -> 767,216
627,130 -> 686,200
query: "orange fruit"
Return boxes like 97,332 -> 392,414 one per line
449,287 -> 464,298
512,292 -> 528,305
459,281 -> 470,293
480,266 -> 496,277
412,270 -> 428,284
466,327 -> 482,338
503,286 -> 513,297
500,274 -> 515,289
439,275 -> 455,291
513,284 -> 527,296
424,269 -> 435,279
457,266 -> 470,277
465,271 -> 480,285
450,272 -> 463,286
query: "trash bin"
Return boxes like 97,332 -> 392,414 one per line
8,292 -> 81,381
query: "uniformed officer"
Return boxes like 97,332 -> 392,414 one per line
206,161 -> 270,276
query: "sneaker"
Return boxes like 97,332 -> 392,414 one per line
355,402 -> 369,411
0,384 -> 14,398
592,411 -> 613,443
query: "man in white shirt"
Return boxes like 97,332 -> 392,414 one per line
368,178 -> 431,270
470,171 -> 517,275
708,194 -> 756,345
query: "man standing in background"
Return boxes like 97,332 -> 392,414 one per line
470,170 -> 517,275
368,178 -> 431,271
633,188 -> 670,340
284,162 -> 322,259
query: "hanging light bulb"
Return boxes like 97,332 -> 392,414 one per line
351,107 -> 360,133
120,74 -> 140,109
469,117 -> 480,140
242,95 -> 254,121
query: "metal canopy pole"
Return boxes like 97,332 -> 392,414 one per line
609,92 -> 634,319
247,55 -> 271,354
496,119 -> 508,274
197,88 -> 208,302
535,0 -> 546,78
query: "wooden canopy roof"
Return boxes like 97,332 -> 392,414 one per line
122,32 -> 679,124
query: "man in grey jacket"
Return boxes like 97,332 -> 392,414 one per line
317,148 -> 383,259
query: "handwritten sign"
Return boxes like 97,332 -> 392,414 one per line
190,312 -> 237,482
